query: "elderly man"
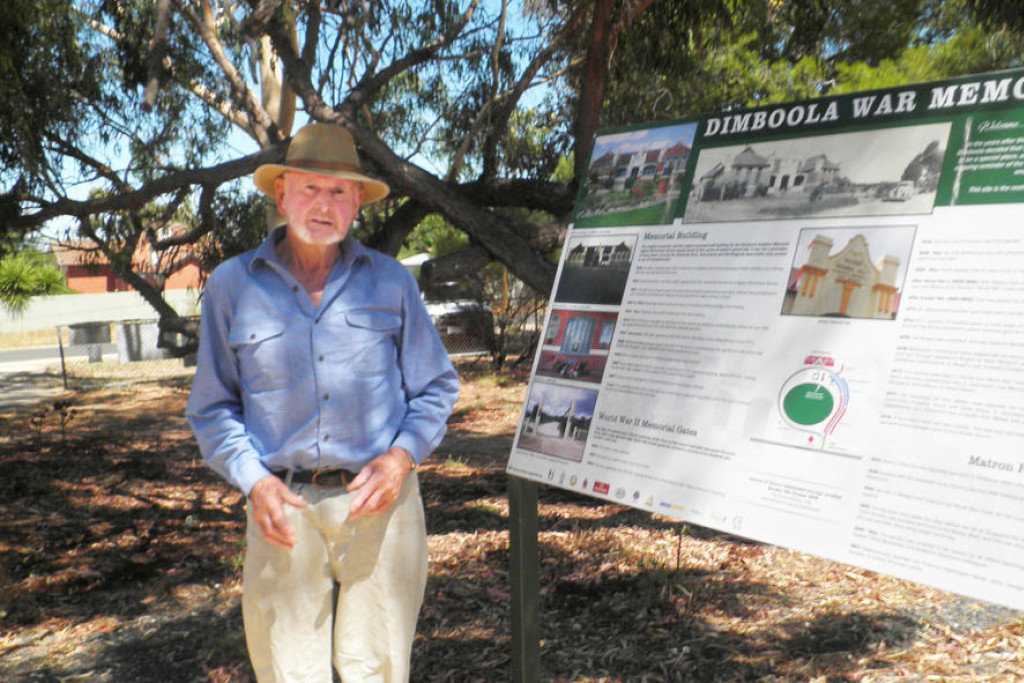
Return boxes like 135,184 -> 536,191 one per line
187,122 -> 459,682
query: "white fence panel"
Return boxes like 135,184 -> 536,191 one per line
0,290 -> 201,335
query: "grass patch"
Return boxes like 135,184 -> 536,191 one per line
0,328 -> 62,349
573,198 -> 680,227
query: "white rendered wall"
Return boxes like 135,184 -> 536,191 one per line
0,290 -> 201,335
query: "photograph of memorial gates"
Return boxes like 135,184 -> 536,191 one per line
517,382 -> 596,462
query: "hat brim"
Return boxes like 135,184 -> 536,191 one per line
253,164 -> 390,205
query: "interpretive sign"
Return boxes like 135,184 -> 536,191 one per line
507,68 -> 1024,610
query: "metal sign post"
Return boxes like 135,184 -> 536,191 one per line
508,475 -> 540,683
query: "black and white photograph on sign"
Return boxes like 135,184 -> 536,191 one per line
553,234 -> 637,306
683,123 -> 951,223
782,225 -> 915,320
535,309 -> 617,383
573,123 -> 697,228
516,382 -> 597,462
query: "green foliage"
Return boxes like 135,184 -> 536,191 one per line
966,0 -> 1024,32
203,186 -> 273,268
3,0 -> 1024,325
0,0 -> 101,182
498,108 -> 567,181
597,0 -> 1024,124
552,154 -> 575,184
398,214 -> 470,261
833,20 -> 1024,94
0,250 -> 72,314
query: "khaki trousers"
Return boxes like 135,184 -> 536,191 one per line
242,474 -> 428,682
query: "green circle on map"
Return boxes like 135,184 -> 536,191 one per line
782,383 -> 834,425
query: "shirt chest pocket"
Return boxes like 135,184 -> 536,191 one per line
334,309 -> 402,377
229,320 -> 291,393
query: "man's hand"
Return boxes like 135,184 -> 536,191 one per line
249,475 -> 309,550
347,447 -> 413,520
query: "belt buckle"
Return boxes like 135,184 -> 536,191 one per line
311,469 -> 345,488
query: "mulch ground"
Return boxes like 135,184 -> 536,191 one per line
1,359 -> 1022,682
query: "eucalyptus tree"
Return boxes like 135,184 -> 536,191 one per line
2,0 -> 1023,354
4,0 -> 610,352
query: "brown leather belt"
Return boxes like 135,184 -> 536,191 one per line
274,468 -> 359,488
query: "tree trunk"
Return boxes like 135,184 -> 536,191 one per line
351,129 -> 558,297
574,0 -> 614,183
419,245 -> 493,287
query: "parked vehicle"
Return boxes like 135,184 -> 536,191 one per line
883,180 -> 915,202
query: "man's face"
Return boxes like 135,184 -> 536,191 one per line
275,170 -> 364,246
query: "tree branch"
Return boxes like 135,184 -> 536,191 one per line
346,0 -> 483,110
174,0 -> 278,146
12,147 -> 283,231
574,0 -> 614,183
362,199 -> 430,256
464,2 -> 591,182
420,244 -> 493,287
263,31 -> 558,293
141,0 -> 173,111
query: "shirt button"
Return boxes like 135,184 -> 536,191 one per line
323,393 -> 329,401
323,435 -> 330,442
249,334 -> 255,340
292,285 -> 299,292
318,355 -> 325,362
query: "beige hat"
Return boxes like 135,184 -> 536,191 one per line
253,123 -> 390,204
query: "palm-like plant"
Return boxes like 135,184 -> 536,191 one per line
0,251 -> 71,314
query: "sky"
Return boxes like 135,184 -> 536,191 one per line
526,383 -> 598,419
590,123 -> 698,166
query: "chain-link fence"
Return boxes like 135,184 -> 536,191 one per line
434,295 -> 545,367
53,320 -> 195,389
46,307 -> 540,390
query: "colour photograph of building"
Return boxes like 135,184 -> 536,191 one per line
536,309 -> 618,383
683,123 -> 950,223
574,123 -> 697,227
782,226 -> 915,320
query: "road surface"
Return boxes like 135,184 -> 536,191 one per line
0,344 -> 115,408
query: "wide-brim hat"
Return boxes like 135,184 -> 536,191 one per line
253,123 -> 390,204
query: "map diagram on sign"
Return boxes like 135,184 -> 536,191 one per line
747,354 -> 859,454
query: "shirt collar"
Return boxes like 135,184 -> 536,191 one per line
248,225 -> 373,274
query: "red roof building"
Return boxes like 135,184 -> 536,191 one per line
51,225 -> 204,294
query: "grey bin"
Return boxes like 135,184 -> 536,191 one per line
116,320 -> 172,362
68,322 -> 111,363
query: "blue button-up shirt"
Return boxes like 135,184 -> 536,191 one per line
186,227 -> 460,495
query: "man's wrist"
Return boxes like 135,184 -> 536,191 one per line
393,446 -> 417,472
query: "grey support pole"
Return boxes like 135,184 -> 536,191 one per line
56,325 -> 68,390
508,475 -> 540,682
